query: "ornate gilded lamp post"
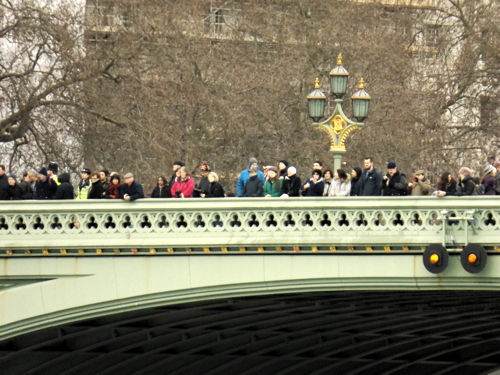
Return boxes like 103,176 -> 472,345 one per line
307,54 -> 371,171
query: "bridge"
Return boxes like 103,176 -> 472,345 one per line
1,197 -> 500,374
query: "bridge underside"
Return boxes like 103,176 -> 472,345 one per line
2,291 -> 500,375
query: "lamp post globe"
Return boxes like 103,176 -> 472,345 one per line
351,78 -> 371,121
307,78 -> 326,122
329,54 -> 349,98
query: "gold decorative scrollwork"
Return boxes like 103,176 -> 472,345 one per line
330,115 -> 347,135
340,125 -> 360,146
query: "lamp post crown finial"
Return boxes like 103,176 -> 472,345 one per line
337,54 -> 343,65
314,77 -> 320,89
358,78 -> 365,89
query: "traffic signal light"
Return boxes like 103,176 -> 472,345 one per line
423,244 -> 449,274
461,243 -> 487,274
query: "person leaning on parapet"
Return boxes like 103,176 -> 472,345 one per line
121,173 -> 145,201
237,157 -> 265,197
35,167 -> 57,200
77,168 -> 92,200
408,170 -> 430,196
55,173 -> 74,200
47,162 -> 60,185
280,166 -> 301,197
436,167 -> 474,197
358,157 -> 382,197
381,162 -> 407,196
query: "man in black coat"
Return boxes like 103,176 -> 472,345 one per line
120,173 -> 145,201
35,167 -> 57,200
381,162 -> 407,196
55,173 -> 74,199
0,164 -> 9,200
281,166 -> 301,197
240,167 -> 264,197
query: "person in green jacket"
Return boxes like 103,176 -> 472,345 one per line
264,167 -> 282,197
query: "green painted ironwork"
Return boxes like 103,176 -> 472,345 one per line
0,197 -> 499,254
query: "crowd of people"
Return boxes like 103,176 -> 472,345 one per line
0,156 -> 499,201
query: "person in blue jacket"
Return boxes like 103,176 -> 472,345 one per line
236,157 -> 265,197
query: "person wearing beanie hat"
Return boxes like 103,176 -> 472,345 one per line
436,167 -> 475,197
47,162 -> 60,186
280,166 -> 301,197
236,157 -> 265,197
264,167 -> 282,197
278,159 -> 289,179
359,157 -> 382,196
408,170 -> 430,196
482,164 -> 497,195
169,161 -> 185,191
35,167 -> 57,200
382,161 -> 408,196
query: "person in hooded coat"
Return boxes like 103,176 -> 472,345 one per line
329,169 -> 352,197
5,174 -> 23,200
55,173 -> 74,199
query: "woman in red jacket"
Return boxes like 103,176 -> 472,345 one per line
171,167 -> 195,198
